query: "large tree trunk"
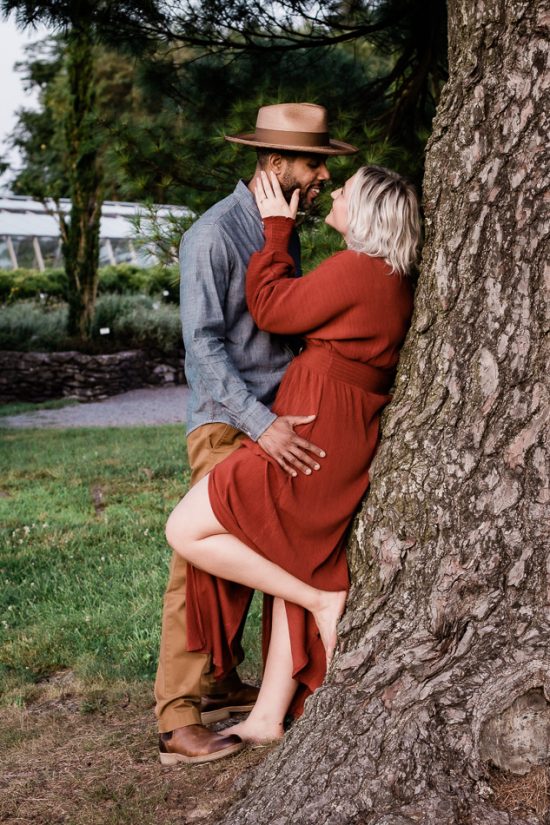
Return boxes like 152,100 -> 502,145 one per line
221,1 -> 549,823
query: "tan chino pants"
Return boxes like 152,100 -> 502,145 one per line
154,423 -> 246,731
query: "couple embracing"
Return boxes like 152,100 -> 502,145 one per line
155,102 -> 421,764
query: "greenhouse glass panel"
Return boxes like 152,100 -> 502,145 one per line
99,240 -> 114,266
0,197 -> 193,270
0,239 -> 13,269
39,238 -> 61,268
111,239 -> 134,264
11,236 -> 37,269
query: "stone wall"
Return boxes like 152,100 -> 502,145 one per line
0,349 -> 185,403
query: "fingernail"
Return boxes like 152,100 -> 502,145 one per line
320,451 -> 326,458
292,472 -> 297,477
314,464 -> 320,470
306,469 -> 312,475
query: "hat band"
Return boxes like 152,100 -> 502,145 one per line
254,127 -> 330,147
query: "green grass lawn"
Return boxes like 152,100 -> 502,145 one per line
0,424 -> 262,705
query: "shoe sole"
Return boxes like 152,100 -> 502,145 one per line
159,740 -> 245,766
200,703 -> 255,725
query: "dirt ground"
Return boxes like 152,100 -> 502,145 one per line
0,672 -> 272,825
2,673 -> 549,824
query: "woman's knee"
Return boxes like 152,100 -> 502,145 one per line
165,495 -> 195,557
164,475 -> 217,558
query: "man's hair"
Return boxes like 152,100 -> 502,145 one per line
256,148 -> 303,168
346,165 -> 422,275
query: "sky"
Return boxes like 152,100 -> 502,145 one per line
0,15 -> 49,189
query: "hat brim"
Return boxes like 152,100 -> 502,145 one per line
225,133 -> 358,156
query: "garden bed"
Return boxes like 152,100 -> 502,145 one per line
0,275 -> 186,402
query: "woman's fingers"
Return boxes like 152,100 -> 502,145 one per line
255,170 -> 299,218
261,170 -> 279,202
289,187 -> 300,219
269,171 -> 285,198
263,171 -> 288,206
255,177 -> 268,204
267,172 -> 298,217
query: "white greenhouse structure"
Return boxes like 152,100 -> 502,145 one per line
0,195 -> 191,271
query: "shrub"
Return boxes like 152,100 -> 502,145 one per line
144,265 -> 180,302
90,294 -> 182,351
97,264 -> 149,294
0,294 -> 181,354
0,268 -> 68,302
0,301 -> 68,351
0,271 -> 15,302
0,264 -> 180,304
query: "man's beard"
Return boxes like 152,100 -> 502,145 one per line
279,174 -> 323,212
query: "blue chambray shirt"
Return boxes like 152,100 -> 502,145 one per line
180,180 -> 300,441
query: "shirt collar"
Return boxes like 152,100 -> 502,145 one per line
234,179 -> 261,220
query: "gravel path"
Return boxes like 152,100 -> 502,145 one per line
1,385 -> 190,429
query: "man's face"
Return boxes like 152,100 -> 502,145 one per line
278,154 -> 331,210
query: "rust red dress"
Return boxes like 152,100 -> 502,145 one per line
186,216 -> 414,715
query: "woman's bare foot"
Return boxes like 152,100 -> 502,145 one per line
312,589 -> 348,666
228,719 -> 284,745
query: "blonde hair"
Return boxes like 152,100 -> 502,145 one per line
346,165 -> 421,275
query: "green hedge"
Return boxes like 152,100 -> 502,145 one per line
0,264 -> 180,304
0,268 -> 67,302
0,294 -> 182,354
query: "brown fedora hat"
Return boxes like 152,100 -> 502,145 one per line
225,103 -> 358,156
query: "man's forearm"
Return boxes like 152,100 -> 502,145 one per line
188,338 -> 276,440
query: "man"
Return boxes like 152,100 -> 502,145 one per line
155,102 -> 357,765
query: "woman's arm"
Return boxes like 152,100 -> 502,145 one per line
246,217 -> 354,334
247,170 -> 357,335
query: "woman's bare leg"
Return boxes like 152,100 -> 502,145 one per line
165,475 -> 347,664
229,597 -> 297,743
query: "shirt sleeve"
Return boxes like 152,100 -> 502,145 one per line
180,222 -> 277,440
246,217 -> 355,334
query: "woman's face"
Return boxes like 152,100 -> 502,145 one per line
325,173 -> 356,237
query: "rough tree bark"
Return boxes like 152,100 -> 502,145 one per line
63,26 -> 103,340
221,1 -> 549,823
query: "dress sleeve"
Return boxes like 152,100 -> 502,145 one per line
246,217 -> 354,334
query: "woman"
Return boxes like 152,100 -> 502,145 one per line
166,165 -> 421,745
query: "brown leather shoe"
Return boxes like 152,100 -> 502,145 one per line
200,682 -> 260,724
158,724 -> 244,766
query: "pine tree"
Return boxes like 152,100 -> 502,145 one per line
1,0 -> 166,338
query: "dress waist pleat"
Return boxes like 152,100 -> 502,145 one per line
297,344 -> 395,395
